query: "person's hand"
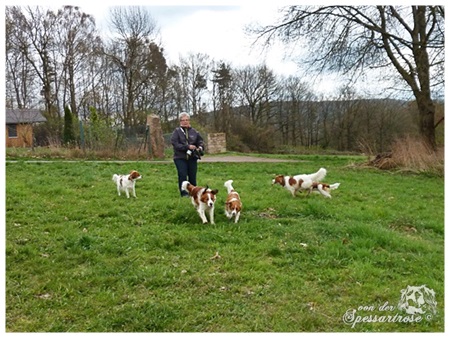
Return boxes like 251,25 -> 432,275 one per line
188,145 -> 196,150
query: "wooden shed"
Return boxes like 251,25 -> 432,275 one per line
5,109 -> 47,147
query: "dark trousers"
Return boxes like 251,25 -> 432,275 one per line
174,158 -> 198,196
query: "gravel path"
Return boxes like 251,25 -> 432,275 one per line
6,155 -> 301,163
199,155 -> 299,163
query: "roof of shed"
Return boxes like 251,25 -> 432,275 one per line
5,109 -> 47,124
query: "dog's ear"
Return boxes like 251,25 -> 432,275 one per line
211,189 -> 218,195
129,170 -> 138,179
273,175 -> 284,185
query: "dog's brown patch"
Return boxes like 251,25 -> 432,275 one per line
187,185 -> 203,205
200,188 -> 218,204
129,170 -> 141,180
287,177 -> 303,189
288,176 -> 296,187
225,192 -> 242,212
311,182 -> 330,191
273,175 -> 285,186
186,184 -> 218,206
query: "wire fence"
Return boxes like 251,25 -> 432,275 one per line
34,122 -> 151,154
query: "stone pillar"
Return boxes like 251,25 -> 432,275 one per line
207,133 -> 226,154
147,114 -> 165,159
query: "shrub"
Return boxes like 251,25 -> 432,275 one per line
228,118 -> 276,153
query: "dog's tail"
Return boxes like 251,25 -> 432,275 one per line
181,181 -> 191,193
310,168 -> 327,182
329,183 -> 340,190
112,174 -> 119,182
224,180 -> 235,194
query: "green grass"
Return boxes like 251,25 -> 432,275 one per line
5,155 -> 444,332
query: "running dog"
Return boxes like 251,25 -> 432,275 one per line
224,180 -> 242,223
181,181 -> 218,224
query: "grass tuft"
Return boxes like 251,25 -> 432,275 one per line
366,136 -> 444,175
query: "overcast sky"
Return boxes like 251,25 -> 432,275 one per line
6,1 -> 305,74
5,0 -> 402,97
81,2 -> 301,76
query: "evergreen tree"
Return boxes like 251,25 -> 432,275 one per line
63,105 -> 75,145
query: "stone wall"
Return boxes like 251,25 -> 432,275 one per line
207,133 -> 226,154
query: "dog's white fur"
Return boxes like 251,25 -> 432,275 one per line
182,181 -> 218,224
272,168 -> 328,197
112,170 -> 142,198
224,180 -> 242,223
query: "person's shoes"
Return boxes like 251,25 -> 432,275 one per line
181,192 -> 189,198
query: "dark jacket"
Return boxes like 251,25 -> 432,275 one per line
171,126 -> 204,159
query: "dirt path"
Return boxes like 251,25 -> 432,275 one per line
5,155 -> 301,163
199,155 -> 300,163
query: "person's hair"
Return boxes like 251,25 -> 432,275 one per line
180,112 -> 190,120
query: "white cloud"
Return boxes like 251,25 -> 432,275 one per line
156,5 -> 299,75
59,3 -> 296,74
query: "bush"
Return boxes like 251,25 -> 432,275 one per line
228,118 -> 275,153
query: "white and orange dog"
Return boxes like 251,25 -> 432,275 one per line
272,167 -> 339,198
182,181 -> 218,224
224,180 -> 242,223
308,182 -> 341,198
112,170 -> 142,198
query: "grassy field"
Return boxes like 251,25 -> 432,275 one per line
5,154 -> 444,332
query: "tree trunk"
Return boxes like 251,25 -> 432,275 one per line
412,7 -> 437,150
415,92 -> 436,150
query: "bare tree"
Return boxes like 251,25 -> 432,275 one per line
179,53 -> 210,116
233,64 -> 277,125
54,6 -> 99,118
275,75 -> 314,146
251,5 -> 444,149
133,42 -> 170,116
5,11 -> 35,109
6,6 -> 60,116
104,6 -> 160,127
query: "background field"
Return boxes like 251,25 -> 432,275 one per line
5,154 -> 444,332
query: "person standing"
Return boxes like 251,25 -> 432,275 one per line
171,112 -> 205,197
